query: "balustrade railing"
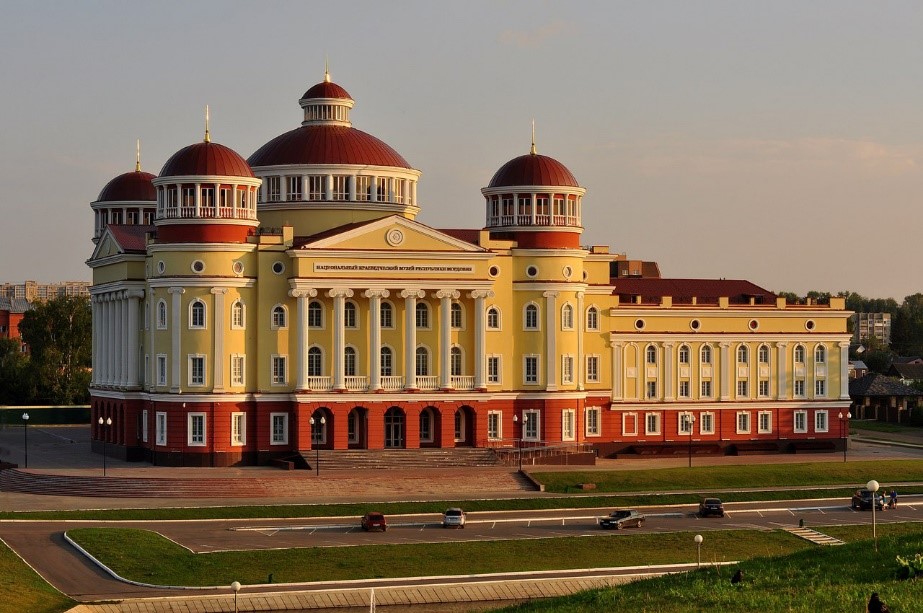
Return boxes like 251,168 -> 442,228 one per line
416,376 -> 439,390
305,376 -> 332,391
380,376 -> 404,391
451,375 -> 475,390
344,376 -> 368,391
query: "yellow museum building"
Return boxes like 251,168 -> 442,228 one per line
87,71 -> 852,466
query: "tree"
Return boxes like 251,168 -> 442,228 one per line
18,296 -> 91,404
0,338 -> 34,405
891,294 -> 923,357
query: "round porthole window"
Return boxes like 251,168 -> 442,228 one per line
635,319 -> 646,330
748,319 -> 760,331
272,261 -> 285,275
232,261 -> 244,276
488,265 -> 500,278
191,260 -> 205,273
562,266 -> 573,280
157,261 -> 165,274
690,319 -> 701,331
526,265 -> 539,278
805,320 -> 816,331
582,270 -> 589,281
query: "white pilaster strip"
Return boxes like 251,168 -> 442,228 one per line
543,291 -> 558,391
211,288 -> 227,391
328,288 -> 353,391
469,290 -> 493,390
365,289 -> 389,391
776,342 -> 789,400
169,287 -> 185,392
435,290 -> 459,389
401,289 -> 424,389
719,342 -> 731,401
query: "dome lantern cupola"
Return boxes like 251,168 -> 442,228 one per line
299,66 -> 355,127
90,140 -> 157,244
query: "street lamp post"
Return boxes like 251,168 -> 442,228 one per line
310,416 -> 326,476
512,414 -> 522,471
686,413 -> 696,468
694,534 -> 703,567
231,581 -> 241,613
97,416 -> 112,476
838,412 -> 851,462
867,479 -> 880,552
21,412 -> 29,468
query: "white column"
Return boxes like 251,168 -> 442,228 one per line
469,290 -> 493,390
435,290 -> 459,389
364,289 -> 389,391
290,287 -> 317,390
210,288 -> 227,391
776,342 -> 789,400
118,291 -> 127,386
839,341 -> 851,399
610,340 -> 623,400
90,295 -> 98,385
106,293 -> 115,386
194,183 -> 201,216
401,289 -> 424,389
663,342 -> 675,400
543,291 -> 558,391
169,287 -> 185,392
126,290 -> 143,388
719,342 -> 731,401
576,291 -> 585,391
328,288 -> 353,390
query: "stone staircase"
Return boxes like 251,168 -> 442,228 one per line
300,447 -> 501,470
784,526 -> 845,546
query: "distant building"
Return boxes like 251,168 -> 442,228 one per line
850,373 -> 921,422
849,360 -> 868,379
0,281 -> 90,302
0,296 -> 30,348
851,312 -> 891,345
886,362 -> 923,387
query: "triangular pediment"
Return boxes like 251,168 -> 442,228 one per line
89,229 -> 124,262
300,216 -> 485,253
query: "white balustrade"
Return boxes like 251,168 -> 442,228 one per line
381,376 -> 404,391
451,375 -> 475,390
416,376 -> 439,390
344,376 -> 368,392
305,376 -> 332,391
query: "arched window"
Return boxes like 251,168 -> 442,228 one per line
586,306 -> 599,331
701,344 -> 712,364
156,299 -> 167,329
415,346 -> 429,376
524,304 -> 539,330
308,300 -> 323,328
450,346 -> 462,376
646,345 -> 657,365
561,304 -> 574,330
344,346 -> 357,376
307,347 -> 323,376
231,300 -> 245,329
450,302 -> 463,329
759,345 -> 770,364
380,346 -> 393,376
737,345 -> 749,364
487,307 -> 500,329
794,344 -> 806,363
678,345 -> 690,364
344,301 -> 358,328
415,302 -> 429,328
814,344 -> 826,363
380,301 -> 393,328
271,305 -> 287,329
419,409 -> 433,443
190,300 -> 206,329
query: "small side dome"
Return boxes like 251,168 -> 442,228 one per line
488,153 -> 579,188
97,170 -> 156,202
159,142 -> 254,178
301,80 -> 353,102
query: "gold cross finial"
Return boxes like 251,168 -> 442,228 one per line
324,56 -> 331,83
530,119 -> 537,155
135,138 -> 141,172
204,105 -> 211,143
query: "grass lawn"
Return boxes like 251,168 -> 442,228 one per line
850,419 -> 919,434
0,540 -> 74,613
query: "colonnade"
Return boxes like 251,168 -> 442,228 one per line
90,288 -> 144,388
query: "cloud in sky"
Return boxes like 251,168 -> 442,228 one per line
498,21 -> 577,49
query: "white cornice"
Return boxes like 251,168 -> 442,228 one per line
258,202 -> 421,217
154,218 -> 260,228
290,278 -> 495,291
609,307 -> 850,317
251,163 -> 421,179
512,248 -> 588,257
147,278 -> 257,289
516,282 -> 589,292
148,243 -> 257,254
609,333 -> 852,343
300,215 -> 487,252
296,251 -> 493,261
87,253 -> 146,268
152,175 -> 262,187
609,400 -> 850,410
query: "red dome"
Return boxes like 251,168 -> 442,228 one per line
160,142 -> 254,178
488,153 -> 579,188
248,125 -> 411,169
301,80 -> 352,101
97,170 -> 156,202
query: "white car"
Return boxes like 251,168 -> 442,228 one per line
442,507 -> 466,528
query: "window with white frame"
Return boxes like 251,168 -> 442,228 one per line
523,410 -> 540,440
645,412 -> 661,435
415,346 -> 429,376
737,345 -> 749,364
586,406 -> 601,436
758,345 -> 770,364
586,306 -> 599,331
736,411 -> 751,434
355,175 -> 370,201
308,300 -> 323,328
156,411 -> 167,445
287,175 -> 302,200
344,301 -> 358,328
231,412 -> 246,446
157,300 -> 167,329
814,344 -> 826,363
156,354 -> 167,386
815,379 -> 826,397
380,347 -> 393,376
679,412 -> 695,435
332,175 -> 347,200
794,410 -> 808,433
586,355 -> 599,383
758,411 -> 772,433
415,302 -> 429,328
701,344 -> 712,364
562,409 -> 576,441
646,345 -> 657,364
487,411 -> 502,440
679,380 -> 690,398
758,380 -> 769,397
376,177 -> 390,202
561,304 -> 574,330
737,380 -> 749,397
188,413 -> 206,446
308,176 -> 324,200
271,304 -> 287,329
794,379 -> 806,397
451,302 -> 463,329
700,412 -> 715,434
231,300 -> 245,329
562,355 -> 574,384
700,379 -> 712,398
524,304 -> 539,330
190,300 -> 206,329
267,176 -> 281,201
678,345 -> 690,364
524,355 -> 539,384
487,306 -> 500,329
141,409 -> 148,442
646,380 -> 657,399
380,301 -> 393,328
271,355 -> 287,385
189,355 -> 205,386
815,410 -> 829,432
450,346 -> 462,376
345,346 -> 357,377
231,354 -> 245,386
623,412 -> 638,436
487,355 -> 501,383
307,346 -> 322,376
270,413 -> 288,444
794,344 -> 806,363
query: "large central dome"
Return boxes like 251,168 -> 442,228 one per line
248,125 -> 411,168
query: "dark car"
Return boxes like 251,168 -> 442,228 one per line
361,512 -> 388,531
698,498 -> 725,517
851,489 -> 884,511
599,509 -> 645,529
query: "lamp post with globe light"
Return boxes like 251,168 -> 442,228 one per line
867,479 -> 880,551
310,415 -> 326,476
838,411 -> 851,462
231,581 -> 241,613
98,416 -> 112,476
512,414 -> 522,471
694,534 -> 703,567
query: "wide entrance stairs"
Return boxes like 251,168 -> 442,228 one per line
298,447 -> 500,470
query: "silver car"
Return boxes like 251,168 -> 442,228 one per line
442,507 -> 466,528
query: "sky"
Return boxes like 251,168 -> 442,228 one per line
1,0 -> 921,301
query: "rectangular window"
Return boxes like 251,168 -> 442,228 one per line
376,177 -> 390,202
188,413 -> 206,446
231,412 -> 246,446
189,355 -> 205,386
759,380 -> 770,397
678,380 -> 690,398
523,410 -> 540,440
332,175 -> 348,200
736,411 -> 751,434
646,381 -> 657,399
157,354 -> 167,386
287,176 -> 302,200
645,412 -> 661,435
487,411 -> 502,440
231,354 -> 245,386
200,187 -> 215,209
700,380 -> 712,398
679,412 -> 694,435
355,176 -> 370,201
141,409 -> 148,443
815,410 -> 829,433
156,412 -> 167,446
562,355 -> 574,385
794,410 -> 808,433
586,355 -> 599,383
586,406 -> 601,436
815,379 -> 826,397
270,413 -> 288,445
737,380 -> 748,397
268,176 -> 281,202
700,412 -> 715,435
562,409 -> 576,441
794,379 -> 806,397
487,355 -> 501,384
623,412 -> 638,436
524,355 -> 539,384
271,355 -> 287,385
308,176 -> 324,200
758,411 -> 772,434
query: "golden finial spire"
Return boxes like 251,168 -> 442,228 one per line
530,119 -> 537,155
324,56 -> 331,82
204,104 -> 211,143
135,138 -> 142,172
